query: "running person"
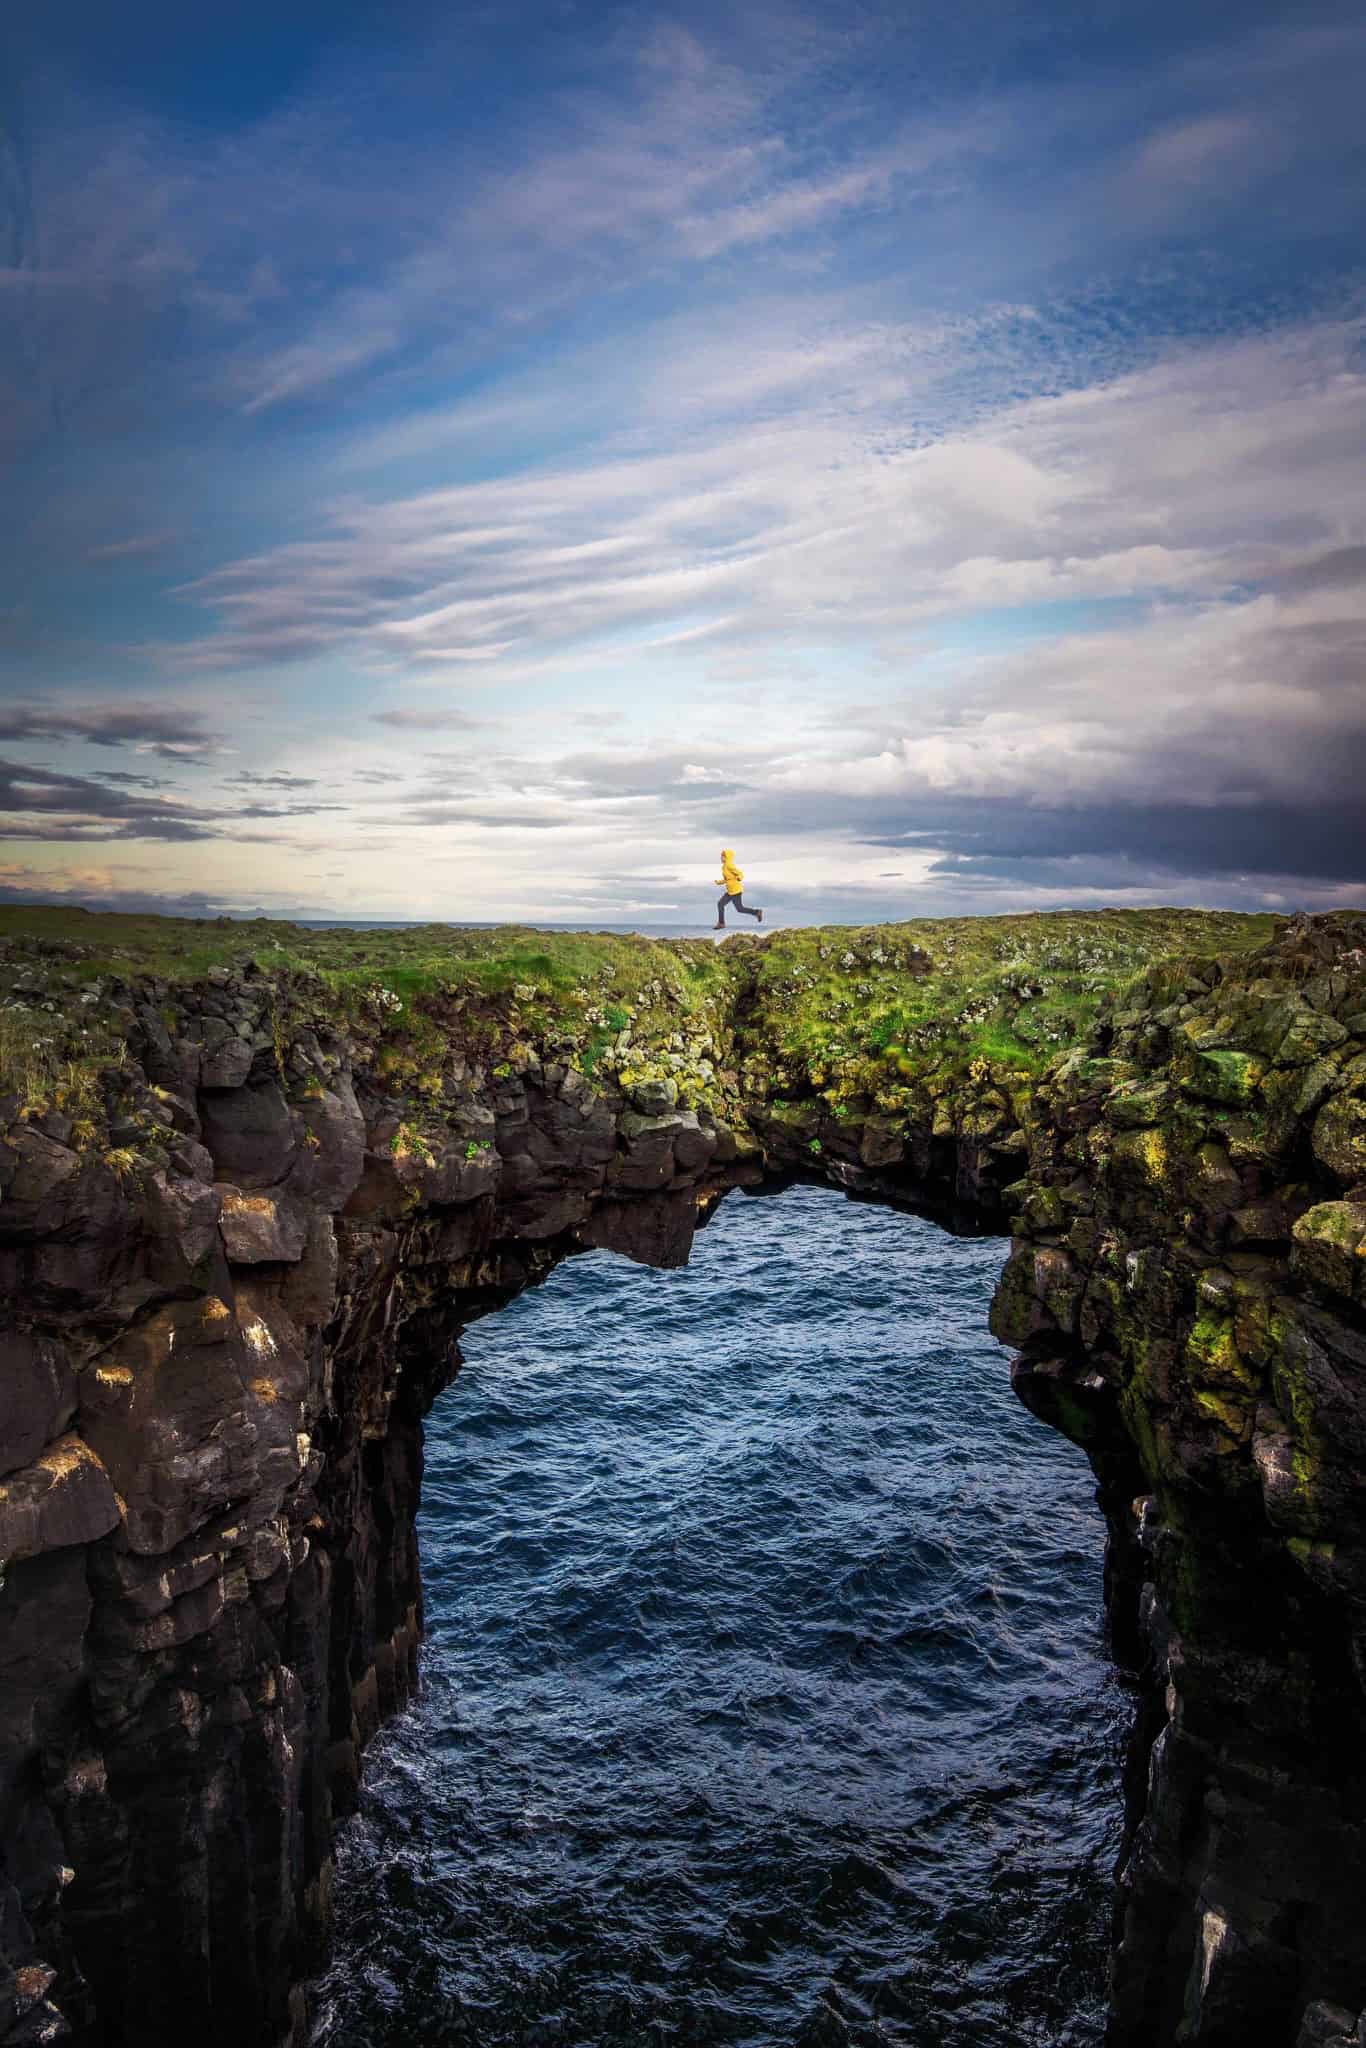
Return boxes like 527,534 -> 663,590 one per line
714,848 -> 763,928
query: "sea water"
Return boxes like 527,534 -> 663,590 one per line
313,1182 -> 1126,2046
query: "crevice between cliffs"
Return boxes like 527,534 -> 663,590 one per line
2,907 -> 1365,2048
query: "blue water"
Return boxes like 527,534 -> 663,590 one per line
314,1184 -> 1125,2046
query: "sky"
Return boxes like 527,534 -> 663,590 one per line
2,0 -> 1365,927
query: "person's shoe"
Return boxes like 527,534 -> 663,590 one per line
756,909 -> 764,923
714,922 -> 726,930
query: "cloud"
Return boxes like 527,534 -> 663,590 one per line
84,531 -> 176,563
0,755 -> 220,839
169,316 -> 1366,724
0,753 -> 345,844
6,6 -> 1365,922
225,769 -> 320,789
370,707 -> 485,731
0,702 -> 228,759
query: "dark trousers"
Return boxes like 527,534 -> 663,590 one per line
718,891 -> 761,922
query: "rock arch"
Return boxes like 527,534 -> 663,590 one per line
2,910 -> 1364,2047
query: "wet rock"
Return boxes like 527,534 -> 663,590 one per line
1298,2001 -> 1362,2047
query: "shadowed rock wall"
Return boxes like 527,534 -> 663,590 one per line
1,911 -> 1364,2046
993,912 -> 1366,2047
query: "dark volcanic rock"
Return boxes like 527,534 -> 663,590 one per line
0,1328 -> 76,1478
199,1079 -> 298,1188
1,909 -> 1364,2048
993,912 -> 1366,2047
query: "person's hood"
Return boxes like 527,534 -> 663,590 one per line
721,848 -> 733,858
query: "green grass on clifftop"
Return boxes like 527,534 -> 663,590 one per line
0,904 -> 1278,1131
739,909 -> 1277,1116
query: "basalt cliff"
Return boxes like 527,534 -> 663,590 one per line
1,905 -> 1364,2048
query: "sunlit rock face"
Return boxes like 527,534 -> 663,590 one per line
0,907 -> 1363,2047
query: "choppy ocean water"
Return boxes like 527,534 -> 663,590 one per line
313,1183 -> 1126,2047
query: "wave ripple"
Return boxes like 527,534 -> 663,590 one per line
313,1183 -> 1126,2046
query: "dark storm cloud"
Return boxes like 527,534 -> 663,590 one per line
859,797 -> 1366,887
1264,546 -> 1366,598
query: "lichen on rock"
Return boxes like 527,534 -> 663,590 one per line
0,902 -> 1363,2048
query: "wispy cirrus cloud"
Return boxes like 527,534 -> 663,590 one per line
3,2 -> 1364,922
167,315 -> 1366,692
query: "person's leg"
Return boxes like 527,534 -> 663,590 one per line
715,891 -> 729,928
734,894 -> 762,920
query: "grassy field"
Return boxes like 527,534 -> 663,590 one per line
741,908 -> 1278,1106
0,903 -> 1281,1131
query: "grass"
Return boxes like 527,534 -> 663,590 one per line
738,908 -> 1280,1120
0,902 -> 1285,1140
0,907 -> 748,1128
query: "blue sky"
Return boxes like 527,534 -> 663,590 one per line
2,0 -> 1364,923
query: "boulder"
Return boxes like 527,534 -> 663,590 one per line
199,1034 -> 254,1089
610,1111 -> 685,1192
629,1078 -> 678,1115
0,1128 -> 79,1224
281,1210 -> 338,1326
219,1187 -> 309,1265
0,1436 -> 120,1563
199,1079 -> 298,1188
1313,1092 -> 1366,1184
286,1075 -> 366,1212
1292,1202 -> 1366,1301
143,1171 -> 225,1282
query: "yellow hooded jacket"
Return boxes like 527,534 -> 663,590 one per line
716,850 -> 743,894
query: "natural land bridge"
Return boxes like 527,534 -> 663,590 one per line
2,905 -> 1365,2048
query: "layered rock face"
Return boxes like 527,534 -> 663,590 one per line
993,912 -> 1366,2046
1,908 -> 1363,2047
0,995 -> 768,2046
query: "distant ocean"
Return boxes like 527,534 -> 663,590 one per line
291,921 -> 745,937
312,1184 -> 1126,2047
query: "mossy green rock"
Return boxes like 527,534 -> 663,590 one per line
1312,1092 -> 1366,1183
1292,1201 -> 1366,1300
1178,1046 -> 1262,1105
2,900 -> 1366,2048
